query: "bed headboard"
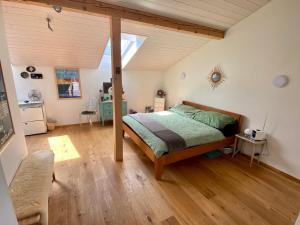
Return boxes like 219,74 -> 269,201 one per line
182,100 -> 243,132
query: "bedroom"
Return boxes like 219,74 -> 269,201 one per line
0,0 -> 299,225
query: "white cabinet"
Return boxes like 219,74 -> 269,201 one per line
22,121 -> 46,135
20,107 -> 44,122
154,97 -> 165,112
19,102 -> 47,135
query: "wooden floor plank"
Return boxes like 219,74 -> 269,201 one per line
24,124 -> 300,225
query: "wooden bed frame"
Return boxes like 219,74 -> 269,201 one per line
122,101 -> 243,180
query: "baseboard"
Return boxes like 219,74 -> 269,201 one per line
56,121 -> 102,127
239,153 -> 300,184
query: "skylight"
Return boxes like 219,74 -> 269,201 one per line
102,33 -> 146,69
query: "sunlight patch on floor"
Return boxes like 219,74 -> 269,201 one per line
48,135 -> 80,162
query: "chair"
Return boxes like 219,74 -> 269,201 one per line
80,96 -> 99,125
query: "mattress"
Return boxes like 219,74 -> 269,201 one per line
122,111 -> 225,157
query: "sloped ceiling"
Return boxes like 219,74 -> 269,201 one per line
2,1 -> 110,68
99,0 -> 270,30
122,21 -> 209,70
2,0 -> 270,70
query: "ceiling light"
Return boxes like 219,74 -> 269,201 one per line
53,5 -> 62,13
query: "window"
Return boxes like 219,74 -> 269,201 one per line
0,61 -> 14,150
102,33 -> 146,68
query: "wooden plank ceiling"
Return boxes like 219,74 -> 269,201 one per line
99,0 -> 270,30
2,0 -> 269,70
121,21 -> 208,70
2,1 -> 110,68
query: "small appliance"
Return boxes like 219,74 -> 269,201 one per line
251,129 -> 266,141
244,128 -> 252,136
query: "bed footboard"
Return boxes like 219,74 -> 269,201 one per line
123,121 -> 236,180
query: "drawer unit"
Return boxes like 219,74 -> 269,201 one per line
103,108 -> 113,119
154,97 -> 165,112
19,101 -> 47,135
99,100 -> 127,126
103,102 -> 113,111
20,107 -> 44,122
22,121 -> 47,136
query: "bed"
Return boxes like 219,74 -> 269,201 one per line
122,101 -> 242,180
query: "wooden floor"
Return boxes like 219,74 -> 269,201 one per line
26,124 -> 300,225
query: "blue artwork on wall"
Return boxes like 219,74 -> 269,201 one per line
55,69 -> 81,99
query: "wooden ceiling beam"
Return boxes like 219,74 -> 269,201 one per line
4,0 -> 225,39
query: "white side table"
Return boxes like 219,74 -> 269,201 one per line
232,133 -> 266,167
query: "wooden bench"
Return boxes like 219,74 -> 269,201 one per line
9,150 -> 55,225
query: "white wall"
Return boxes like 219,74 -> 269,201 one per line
0,2 -> 24,224
12,66 -> 110,125
163,0 -> 300,179
0,163 -> 18,225
123,70 -> 163,112
12,65 -> 163,125
0,2 -> 27,185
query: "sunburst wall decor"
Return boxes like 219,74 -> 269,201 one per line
207,65 -> 226,89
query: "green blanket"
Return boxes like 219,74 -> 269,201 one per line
123,111 -> 225,157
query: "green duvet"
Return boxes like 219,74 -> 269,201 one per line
123,111 -> 225,157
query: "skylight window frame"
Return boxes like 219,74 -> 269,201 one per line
100,33 -> 146,69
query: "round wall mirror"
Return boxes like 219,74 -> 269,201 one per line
208,65 -> 226,89
211,72 -> 221,82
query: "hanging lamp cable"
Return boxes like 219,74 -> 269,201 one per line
46,17 -> 53,32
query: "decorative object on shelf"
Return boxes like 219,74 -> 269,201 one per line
250,129 -> 266,141
55,69 -> 81,99
129,109 -> 137,114
30,73 -> 43,79
156,89 -> 166,98
101,80 -> 125,100
244,128 -> 253,136
108,87 -> 113,98
0,61 -> 14,150
103,82 -> 112,94
244,128 -> 266,141
273,75 -> 289,88
208,65 -> 226,89
28,89 -> 42,101
20,71 -> 29,79
26,66 -> 36,73
145,106 -> 154,113
103,94 -> 110,101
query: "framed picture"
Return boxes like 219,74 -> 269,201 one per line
0,61 -> 14,151
55,69 -> 82,99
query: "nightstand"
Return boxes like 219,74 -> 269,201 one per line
154,97 -> 165,112
232,133 -> 266,167
99,100 -> 127,126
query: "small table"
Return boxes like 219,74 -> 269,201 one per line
232,133 -> 266,167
